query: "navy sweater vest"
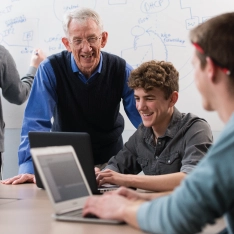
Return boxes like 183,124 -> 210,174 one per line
48,51 -> 126,164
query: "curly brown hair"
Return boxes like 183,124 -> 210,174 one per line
128,60 -> 179,100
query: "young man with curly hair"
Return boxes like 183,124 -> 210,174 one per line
95,60 -> 213,192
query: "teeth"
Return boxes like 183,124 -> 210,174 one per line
83,55 -> 91,58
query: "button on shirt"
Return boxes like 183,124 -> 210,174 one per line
105,107 -> 213,175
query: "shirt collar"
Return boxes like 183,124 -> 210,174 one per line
165,107 -> 182,138
142,107 -> 182,140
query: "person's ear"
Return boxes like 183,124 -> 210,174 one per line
205,57 -> 216,82
169,91 -> 179,107
62,37 -> 72,52
100,31 -> 108,48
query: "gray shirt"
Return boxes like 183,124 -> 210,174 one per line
0,45 -> 36,152
105,107 -> 213,175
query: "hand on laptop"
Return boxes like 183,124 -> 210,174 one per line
94,167 -> 100,176
108,186 -> 143,200
1,173 -> 36,185
96,169 -> 127,187
82,192 -> 144,224
108,186 -> 163,200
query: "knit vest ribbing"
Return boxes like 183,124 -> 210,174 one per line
48,51 -> 126,162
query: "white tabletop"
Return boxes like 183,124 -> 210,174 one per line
0,183 -> 226,234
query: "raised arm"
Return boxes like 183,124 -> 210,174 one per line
0,46 -> 46,104
1,59 -> 57,185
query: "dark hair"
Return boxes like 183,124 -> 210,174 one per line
128,60 -> 179,100
190,12 -> 234,78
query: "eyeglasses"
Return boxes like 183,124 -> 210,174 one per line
192,42 -> 231,76
69,34 -> 102,47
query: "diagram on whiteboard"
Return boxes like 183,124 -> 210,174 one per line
0,0 -> 233,130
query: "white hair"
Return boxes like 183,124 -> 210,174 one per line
62,8 -> 103,36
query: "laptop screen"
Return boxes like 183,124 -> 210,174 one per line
37,152 -> 89,203
28,131 -> 100,194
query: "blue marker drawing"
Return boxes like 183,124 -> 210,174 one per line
53,0 -> 97,22
141,0 -> 170,14
23,31 -> 33,41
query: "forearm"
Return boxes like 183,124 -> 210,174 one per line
9,66 -> 37,103
125,172 -> 186,192
1,51 -> 34,104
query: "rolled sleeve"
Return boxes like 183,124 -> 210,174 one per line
102,164 -> 120,172
18,159 -> 34,174
180,120 -> 213,174
26,66 -> 37,76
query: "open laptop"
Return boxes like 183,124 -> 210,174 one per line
30,145 -> 122,224
28,131 -> 119,194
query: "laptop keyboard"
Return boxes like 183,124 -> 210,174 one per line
64,209 -> 99,219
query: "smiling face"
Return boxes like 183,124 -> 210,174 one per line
134,87 -> 178,133
62,18 -> 108,78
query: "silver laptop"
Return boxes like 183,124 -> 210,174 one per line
31,145 -> 122,224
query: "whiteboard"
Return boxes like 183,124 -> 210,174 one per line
1,0 -> 233,131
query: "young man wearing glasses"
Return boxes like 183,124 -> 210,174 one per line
83,12 -> 234,234
2,8 -> 141,184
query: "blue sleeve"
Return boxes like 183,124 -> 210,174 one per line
18,59 -> 57,174
136,124 -> 234,234
122,63 -> 141,128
